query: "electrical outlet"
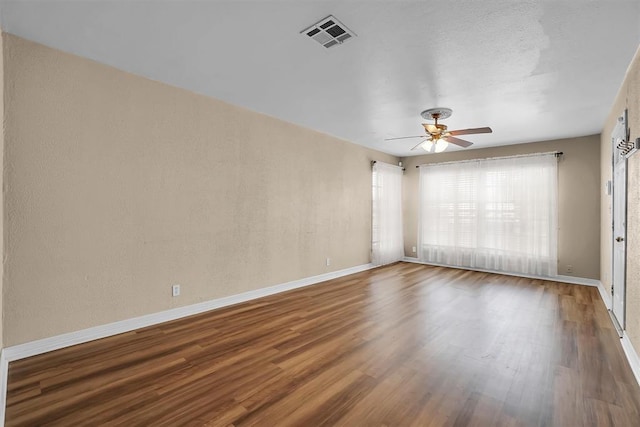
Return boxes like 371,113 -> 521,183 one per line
172,284 -> 181,297
566,265 -> 573,274
412,246 -> 417,253
326,258 -> 331,266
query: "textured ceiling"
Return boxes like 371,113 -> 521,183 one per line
1,1 -> 639,156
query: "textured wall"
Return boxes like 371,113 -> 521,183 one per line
3,34 -> 397,346
401,135 -> 601,279
601,45 -> 640,351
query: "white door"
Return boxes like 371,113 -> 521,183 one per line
612,158 -> 627,328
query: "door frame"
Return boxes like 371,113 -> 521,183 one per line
611,110 -> 628,331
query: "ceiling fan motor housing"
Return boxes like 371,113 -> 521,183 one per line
421,107 -> 453,121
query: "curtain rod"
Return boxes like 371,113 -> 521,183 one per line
372,160 -> 405,171
415,151 -> 563,168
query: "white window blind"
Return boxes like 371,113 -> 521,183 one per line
372,162 -> 404,266
418,153 -> 558,276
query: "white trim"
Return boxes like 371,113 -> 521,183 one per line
598,281 -> 612,309
0,349 -> 7,427
621,332 -> 640,387
3,263 -> 375,362
402,257 -> 599,287
553,274 -> 600,287
608,310 -> 624,338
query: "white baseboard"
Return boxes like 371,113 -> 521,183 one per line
0,349 -> 7,427
554,274 -> 601,287
3,263 -> 375,363
621,333 -> 640,387
598,281 -> 612,309
402,257 -> 600,287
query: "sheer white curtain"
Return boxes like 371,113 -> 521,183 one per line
418,153 -> 558,276
372,162 -> 404,266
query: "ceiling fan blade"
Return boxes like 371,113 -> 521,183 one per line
385,135 -> 426,141
444,136 -> 474,148
422,124 -> 439,134
410,139 -> 429,150
448,127 -> 492,136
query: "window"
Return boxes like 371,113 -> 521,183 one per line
372,162 -> 404,266
418,153 -> 558,276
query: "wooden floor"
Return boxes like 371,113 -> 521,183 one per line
6,263 -> 640,426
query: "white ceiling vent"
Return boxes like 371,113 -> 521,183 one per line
301,15 -> 356,48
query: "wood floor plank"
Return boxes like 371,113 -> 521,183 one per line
6,262 -> 640,426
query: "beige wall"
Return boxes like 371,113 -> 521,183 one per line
401,135 -> 601,280
3,34 -> 397,346
601,45 -> 640,352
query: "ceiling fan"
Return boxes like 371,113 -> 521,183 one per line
386,108 -> 492,153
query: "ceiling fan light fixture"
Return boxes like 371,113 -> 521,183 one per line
385,108 -> 492,153
434,139 -> 449,153
422,140 -> 434,152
